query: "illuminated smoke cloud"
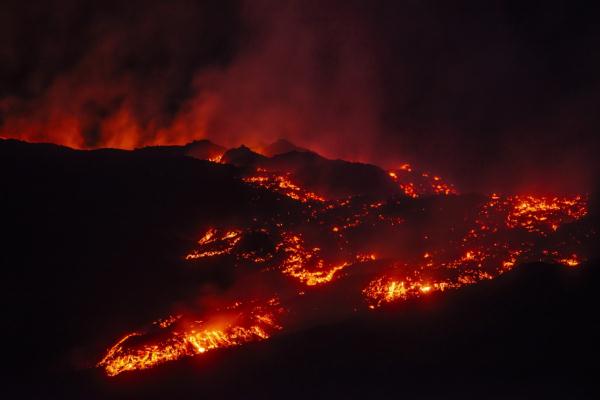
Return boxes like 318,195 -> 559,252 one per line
0,1 -> 381,161
1,0 -> 599,192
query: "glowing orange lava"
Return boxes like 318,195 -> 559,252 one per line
185,229 -> 242,260
506,195 -> 587,233
363,277 -> 454,308
98,157 -> 591,376
243,169 -> 325,203
278,233 -> 352,286
387,167 -> 457,197
98,300 -> 282,376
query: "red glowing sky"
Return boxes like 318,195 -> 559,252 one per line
1,0 -> 599,193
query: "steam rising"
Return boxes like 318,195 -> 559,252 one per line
1,0 -> 599,192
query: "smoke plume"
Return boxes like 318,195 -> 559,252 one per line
1,0 -> 599,192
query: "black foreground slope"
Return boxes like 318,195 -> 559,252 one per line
0,139 -> 289,385
1,139 -> 599,399
34,262 -> 600,399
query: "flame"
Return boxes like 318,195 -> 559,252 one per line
506,195 -> 587,233
208,154 -> 224,163
362,193 -> 588,308
98,158 -> 591,376
98,301 -> 282,376
363,277 -> 453,308
278,233 -> 352,286
243,169 -> 325,203
154,315 -> 181,329
185,229 -> 242,260
559,255 -> 580,267
387,166 -> 457,198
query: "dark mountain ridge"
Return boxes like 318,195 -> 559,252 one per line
2,138 -> 598,399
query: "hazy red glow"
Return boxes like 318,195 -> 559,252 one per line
0,1 -> 380,167
2,0 -> 599,198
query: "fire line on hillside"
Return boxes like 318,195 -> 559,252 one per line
97,144 -> 592,377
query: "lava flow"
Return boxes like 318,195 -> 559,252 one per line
242,169 -> 325,203
98,300 -> 282,376
185,229 -> 242,259
388,164 -> 458,197
98,150 -> 593,377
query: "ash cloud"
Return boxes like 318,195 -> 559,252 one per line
171,0 -> 382,162
0,0 -> 241,147
1,0 -> 599,193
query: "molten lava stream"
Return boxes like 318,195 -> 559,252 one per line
98,300 -> 282,376
243,169 -> 325,203
97,161 -> 591,377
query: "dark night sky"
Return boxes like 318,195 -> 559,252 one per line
1,0 -> 599,193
